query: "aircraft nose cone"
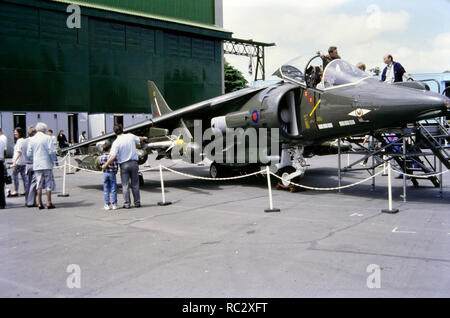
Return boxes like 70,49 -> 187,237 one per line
375,88 -> 448,122
411,93 -> 449,120
444,95 -> 450,115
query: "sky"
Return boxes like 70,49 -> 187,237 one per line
222,0 -> 450,81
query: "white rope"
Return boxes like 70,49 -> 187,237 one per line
270,169 -> 385,191
390,167 -> 450,179
55,164 -> 170,174
62,164 -> 102,174
54,161 -> 399,191
161,164 -> 386,190
161,165 -> 263,181
138,167 -> 162,173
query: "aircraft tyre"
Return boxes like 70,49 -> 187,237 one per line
210,162 -> 226,178
277,166 -> 301,187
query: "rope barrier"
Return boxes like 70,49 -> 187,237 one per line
58,163 -> 386,191
54,158 -> 446,214
270,169 -> 385,191
55,163 -> 173,174
56,161 -> 445,189
390,167 -> 450,179
59,164 -> 102,174
161,165 -> 263,181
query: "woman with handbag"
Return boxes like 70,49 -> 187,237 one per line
9,127 -> 28,197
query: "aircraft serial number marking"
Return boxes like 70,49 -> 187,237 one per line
339,120 -> 356,127
318,123 -> 333,129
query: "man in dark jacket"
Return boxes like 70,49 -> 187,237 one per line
57,130 -> 68,149
318,46 -> 341,69
381,54 -> 413,83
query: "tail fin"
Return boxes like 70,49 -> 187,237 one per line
148,81 -> 173,118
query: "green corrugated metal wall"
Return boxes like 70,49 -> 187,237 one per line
69,0 -> 216,25
0,0 -> 224,113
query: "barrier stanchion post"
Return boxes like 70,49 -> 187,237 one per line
371,147 -> 375,191
158,165 -> 171,206
382,161 -> 399,213
402,137 -> 407,202
264,165 -> 280,213
58,155 -> 70,197
338,139 -> 342,193
439,136 -> 443,199
67,152 -> 74,175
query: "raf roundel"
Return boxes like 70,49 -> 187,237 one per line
251,110 -> 259,123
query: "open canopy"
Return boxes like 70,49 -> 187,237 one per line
322,59 -> 371,88
274,55 -> 372,89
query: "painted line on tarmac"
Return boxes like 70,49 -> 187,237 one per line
392,227 -> 416,234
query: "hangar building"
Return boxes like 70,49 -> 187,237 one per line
0,0 -> 229,152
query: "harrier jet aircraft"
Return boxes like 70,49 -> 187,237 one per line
66,54 -> 450,185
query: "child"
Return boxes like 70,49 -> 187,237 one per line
98,142 -> 119,210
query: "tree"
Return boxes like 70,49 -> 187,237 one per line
224,61 -> 248,93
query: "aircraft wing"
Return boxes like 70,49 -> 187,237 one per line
62,119 -> 153,153
63,83 -> 269,153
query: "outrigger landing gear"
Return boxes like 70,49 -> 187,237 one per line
209,161 -> 229,178
209,161 -> 219,178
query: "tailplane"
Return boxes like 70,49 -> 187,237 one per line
148,81 -> 173,118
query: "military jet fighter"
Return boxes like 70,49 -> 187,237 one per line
66,54 -> 450,185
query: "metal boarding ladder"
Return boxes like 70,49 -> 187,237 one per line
417,120 -> 450,170
375,133 -> 441,187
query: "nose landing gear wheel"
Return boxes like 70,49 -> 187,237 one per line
275,166 -> 305,192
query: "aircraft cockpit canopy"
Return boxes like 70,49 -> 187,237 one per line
321,59 -> 371,88
275,55 -> 372,89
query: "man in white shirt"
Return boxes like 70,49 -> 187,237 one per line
382,54 -> 412,84
78,131 -> 88,155
79,131 -> 87,143
101,125 -> 148,209
384,62 -> 395,84
0,129 -> 6,209
27,122 -> 56,210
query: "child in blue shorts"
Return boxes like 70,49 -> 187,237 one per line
98,142 -> 119,210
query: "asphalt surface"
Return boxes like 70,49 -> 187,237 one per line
1,154 -> 449,297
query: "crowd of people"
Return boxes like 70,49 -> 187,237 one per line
1,123 -> 147,211
315,46 -> 413,88
1,123 -> 57,209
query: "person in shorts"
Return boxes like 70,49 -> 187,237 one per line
27,122 -> 56,210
